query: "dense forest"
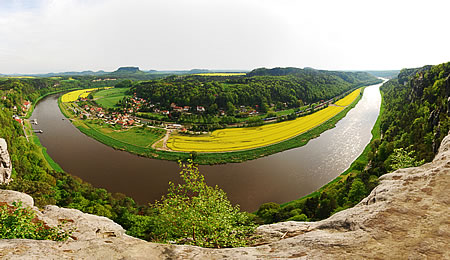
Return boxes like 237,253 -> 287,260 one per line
131,68 -> 381,115
255,62 -> 450,224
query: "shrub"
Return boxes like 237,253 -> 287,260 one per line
150,160 -> 255,248
256,202 -> 281,224
0,201 -> 72,241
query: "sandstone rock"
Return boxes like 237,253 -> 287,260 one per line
0,138 -> 12,184
1,133 -> 450,259
0,189 -> 34,208
39,205 -> 125,241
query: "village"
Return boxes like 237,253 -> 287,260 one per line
70,94 -> 189,131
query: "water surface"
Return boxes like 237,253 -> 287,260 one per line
32,83 -> 381,211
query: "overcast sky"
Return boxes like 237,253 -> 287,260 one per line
1,0 -> 449,74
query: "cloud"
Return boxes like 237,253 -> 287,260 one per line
0,0 -> 449,74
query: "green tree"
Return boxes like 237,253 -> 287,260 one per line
347,178 -> 366,205
115,79 -> 132,88
256,202 -> 280,224
151,160 -> 255,248
390,147 -> 425,171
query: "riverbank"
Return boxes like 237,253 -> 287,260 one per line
58,86 -> 369,165
279,91 -> 385,212
23,89 -> 82,172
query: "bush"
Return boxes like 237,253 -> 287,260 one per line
0,201 -> 72,241
287,214 -> 308,221
256,202 -> 281,224
150,160 -> 255,248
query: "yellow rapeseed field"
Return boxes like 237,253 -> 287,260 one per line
167,88 -> 361,152
61,88 -> 111,102
334,88 -> 360,106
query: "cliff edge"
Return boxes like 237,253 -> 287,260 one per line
1,133 -> 450,259
0,138 -> 12,184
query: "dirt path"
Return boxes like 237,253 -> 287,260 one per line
152,129 -> 172,151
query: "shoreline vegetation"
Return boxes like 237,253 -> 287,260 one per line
57,85 -> 372,165
281,92 -> 384,210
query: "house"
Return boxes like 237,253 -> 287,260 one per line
196,106 -> 205,112
174,106 -> 183,112
12,115 -> 22,124
162,110 -> 169,115
23,101 -> 31,111
183,106 -> 190,112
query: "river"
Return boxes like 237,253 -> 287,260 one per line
31,82 -> 382,211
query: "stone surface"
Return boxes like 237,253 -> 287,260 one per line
1,133 -> 450,259
0,138 -> 12,184
0,189 -> 34,208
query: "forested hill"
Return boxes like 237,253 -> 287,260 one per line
368,62 -> 450,176
255,62 -> 450,225
131,67 -> 381,114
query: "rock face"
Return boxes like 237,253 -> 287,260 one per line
0,138 -> 12,184
1,134 -> 450,259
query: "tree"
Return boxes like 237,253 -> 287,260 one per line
347,178 -> 366,205
389,147 -> 425,171
115,79 -> 132,88
256,202 -> 280,224
151,160 -> 255,248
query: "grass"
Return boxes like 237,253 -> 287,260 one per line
93,87 -> 131,109
167,89 -> 360,152
87,122 -> 165,148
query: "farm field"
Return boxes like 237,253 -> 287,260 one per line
93,87 -> 131,109
334,88 -> 361,106
61,87 -> 111,102
167,88 -> 361,152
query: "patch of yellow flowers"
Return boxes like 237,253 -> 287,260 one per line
334,88 -> 361,106
167,88 -> 361,152
61,87 -> 112,102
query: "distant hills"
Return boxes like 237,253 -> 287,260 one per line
364,70 -> 400,79
1,67 -> 248,78
1,66 -> 400,79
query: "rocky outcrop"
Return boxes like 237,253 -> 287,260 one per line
0,138 -> 12,184
1,133 -> 450,259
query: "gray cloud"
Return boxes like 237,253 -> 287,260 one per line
1,0 -> 449,74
